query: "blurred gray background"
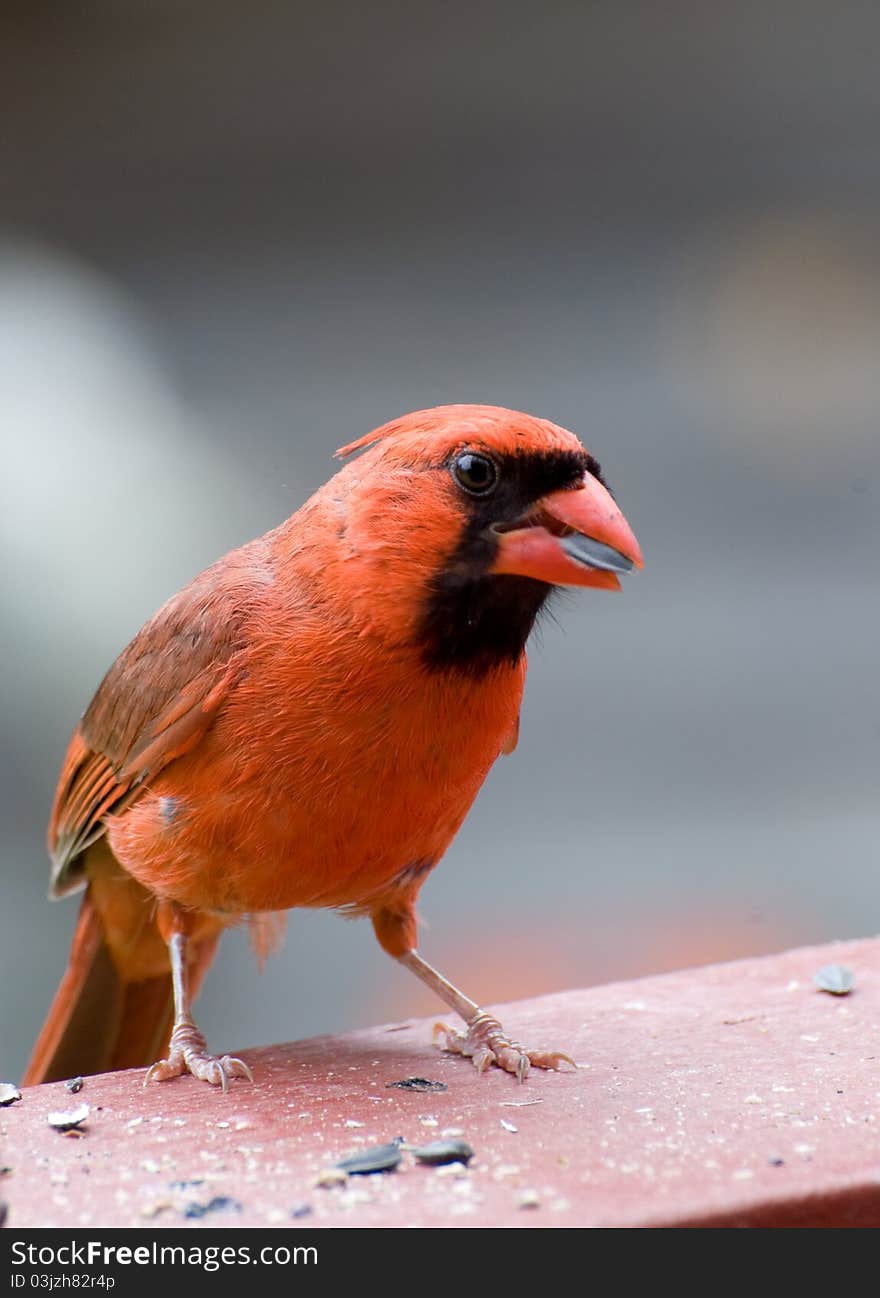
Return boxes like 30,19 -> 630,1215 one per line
2,1 -> 878,1082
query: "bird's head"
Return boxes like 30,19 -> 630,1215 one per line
307,404 -> 642,677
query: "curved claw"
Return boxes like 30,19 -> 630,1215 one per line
528,1048 -> 577,1072
220,1055 -> 254,1084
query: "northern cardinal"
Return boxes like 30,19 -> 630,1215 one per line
24,404 -> 642,1088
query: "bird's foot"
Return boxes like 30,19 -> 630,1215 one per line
144,1019 -> 253,1091
433,1011 -> 576,1082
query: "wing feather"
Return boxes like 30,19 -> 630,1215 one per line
48,552 -> 262,895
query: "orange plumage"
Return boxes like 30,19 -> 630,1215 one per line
25,404 -> 642,1087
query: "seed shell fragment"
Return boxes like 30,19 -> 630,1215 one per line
47,1103 -> 90,1132
337,1139 -> 403,1175
409,1138 -> 474,1166
813,964 -> 854,996
385,1077 -> 448,1092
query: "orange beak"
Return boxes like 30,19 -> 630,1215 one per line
491,472 -> 643,591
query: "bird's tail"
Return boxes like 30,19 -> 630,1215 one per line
22,844 -> 219,1086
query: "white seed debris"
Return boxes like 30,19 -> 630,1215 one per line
492,1164 -> 521,1181
140,1201 -> 171,1219
813,964 -> 854,996
47,1104 -> 90,1132
338,1188 -> 372,1209
315,1168 -> 348,1189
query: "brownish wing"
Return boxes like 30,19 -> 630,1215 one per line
48,553 -> 260,896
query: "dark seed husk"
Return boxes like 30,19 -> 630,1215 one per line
409,1138 -> 474,1166
183,1196 -> 242,1219
385,1077 -> 448,1092
337,1139 -> 403,1175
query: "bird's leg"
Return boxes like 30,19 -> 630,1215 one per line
144,922 -> 252,1091
368,894 -> 577,1083
397,950 -> 575,1082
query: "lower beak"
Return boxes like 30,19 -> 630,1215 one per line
490,473 -> 643,590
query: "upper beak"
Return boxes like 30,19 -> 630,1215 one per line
490,472 -> 643,591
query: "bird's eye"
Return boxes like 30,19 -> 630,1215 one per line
451,452 -> 497,496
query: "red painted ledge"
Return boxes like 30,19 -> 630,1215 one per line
3,937 -> 880,1229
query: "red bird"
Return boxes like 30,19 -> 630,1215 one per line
24,405 -> 642,1088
